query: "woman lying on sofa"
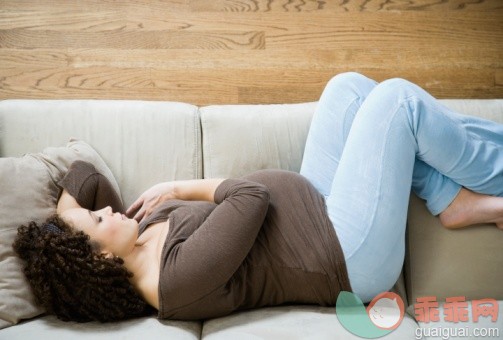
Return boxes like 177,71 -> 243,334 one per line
14,72 -> 503,323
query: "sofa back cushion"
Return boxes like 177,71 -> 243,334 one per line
200,102 -> 316,178
0,99 -> 202,207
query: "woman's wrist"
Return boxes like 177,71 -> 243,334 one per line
173,179 -> 226,202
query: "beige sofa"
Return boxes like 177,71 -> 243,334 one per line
0,98 -> 502,339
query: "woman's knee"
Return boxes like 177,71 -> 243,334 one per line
362,78 -> 420,117
324,72 -> 377,99
372,77 -> 418,99
328,72 -> 370,85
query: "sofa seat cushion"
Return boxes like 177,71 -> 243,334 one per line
201,305 -> 419,339
0,315 -> 201,340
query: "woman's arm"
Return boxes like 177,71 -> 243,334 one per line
57,160 -> 124,213
126,179 -> 225,222
165,179 -> 270,311
174,179 -> 226,202
56,189 -> 81,214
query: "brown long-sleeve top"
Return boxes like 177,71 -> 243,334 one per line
59,162 -> 352,321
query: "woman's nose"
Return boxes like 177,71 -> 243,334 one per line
98,206 -> 113,215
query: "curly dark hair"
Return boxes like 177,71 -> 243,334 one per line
13,215 -> 154,322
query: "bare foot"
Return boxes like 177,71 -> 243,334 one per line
439,187 -> 503,230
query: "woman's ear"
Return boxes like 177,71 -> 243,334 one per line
101,251 -> 114,259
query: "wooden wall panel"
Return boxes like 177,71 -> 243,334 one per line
0,0 -> 501,105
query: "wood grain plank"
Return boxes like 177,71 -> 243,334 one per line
237,68 -> 501,102
189,0 -> 329,12
5,0 -> 499,12
2,47 -> 501,70
1,67 -> 499,104
0,67 -> 238,104
0,0 -> 189,12
265,12 -> 502,49
0,29 -> 265,50
1,12 -> 499,50
495,70 -> 503,87
1,11 -> 500,34
0,49 -> 71,69
189,0 -> 503,12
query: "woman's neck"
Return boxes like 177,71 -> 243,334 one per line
123,221 -> 168,289
124,233 -> 152,282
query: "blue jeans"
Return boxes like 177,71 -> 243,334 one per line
300,72 -> 503,303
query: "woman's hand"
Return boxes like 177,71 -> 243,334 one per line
126,182 -> 176,222
127,178 -> 226,222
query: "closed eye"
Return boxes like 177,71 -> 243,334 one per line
88,210 -> 102,224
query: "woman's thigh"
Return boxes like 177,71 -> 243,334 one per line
300,72 -> 377,197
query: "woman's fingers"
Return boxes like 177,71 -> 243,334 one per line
129,196 -> 160,222
126,197 -> 144,217
133,207 -> 146,223
127,182 -> 174,222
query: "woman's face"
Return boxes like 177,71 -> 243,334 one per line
60,206 -> 139,259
